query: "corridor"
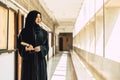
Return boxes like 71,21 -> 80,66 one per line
0,0 -> 120,80
47,51 -> 96,80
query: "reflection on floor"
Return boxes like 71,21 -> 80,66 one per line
47,51 -> 77,80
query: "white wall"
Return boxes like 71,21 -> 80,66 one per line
0,52 -> 15,80
48,33 -> 53,59
73,0 -> 120,80
105,8 -> 120,62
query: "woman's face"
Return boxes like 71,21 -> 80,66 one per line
35,14 -> 41,24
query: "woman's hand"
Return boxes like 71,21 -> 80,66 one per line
34,46 -> 41,52
25,45 -> 34,51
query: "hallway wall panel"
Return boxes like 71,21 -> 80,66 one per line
73,0 -> 120,80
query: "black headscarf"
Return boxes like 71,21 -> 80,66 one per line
25,10 -> 41,30
23,10 -> 42,46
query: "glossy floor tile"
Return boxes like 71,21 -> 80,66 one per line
47,51 -> 77,80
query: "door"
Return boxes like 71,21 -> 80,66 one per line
59,37 -> 63,51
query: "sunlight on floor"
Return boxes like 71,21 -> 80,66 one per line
51,54 -> 67,80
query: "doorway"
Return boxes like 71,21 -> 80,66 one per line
59,37 -> 63,51
59,33 -> 73,51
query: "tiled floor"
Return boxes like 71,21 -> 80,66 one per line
47,51 -> 77,80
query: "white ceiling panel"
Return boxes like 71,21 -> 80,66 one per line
39,0 -> 83,26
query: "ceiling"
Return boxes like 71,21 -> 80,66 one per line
39,0 -> 83,27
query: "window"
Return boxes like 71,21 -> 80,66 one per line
0,6 -> 8,50
8,9 -> 16,50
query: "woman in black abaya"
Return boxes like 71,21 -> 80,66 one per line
17,10 -> 49,80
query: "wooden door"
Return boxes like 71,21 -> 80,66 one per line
17,10 -> 23,80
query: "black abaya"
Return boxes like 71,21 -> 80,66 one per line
18,25 -> 49,80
